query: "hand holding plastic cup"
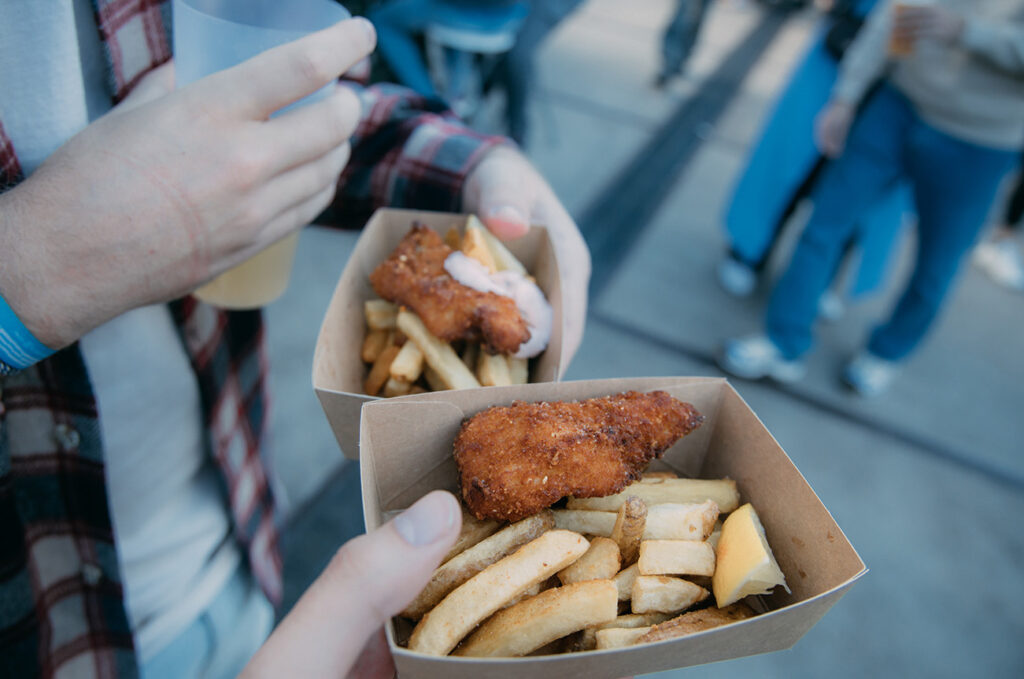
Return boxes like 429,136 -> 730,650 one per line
173,0 -> 351,309
889,0 -> 929,58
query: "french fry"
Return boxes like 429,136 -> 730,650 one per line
460,342 -> 480,373
364,299 -> 398,330
598,612 -> 675,629
361,328 -> 390,363
613,563 -> 639,601
553,510 -> 616,537
580,610 -> 675,649
467,215 -> 528,275
363,345 -> 400,396
402,512 -> 555,620
644,501 -> 719,541
610,496 -> 647,565
502,582 -> 543,610
508,356 -> 529,384
477,352 -> 513,387
595,626 -> 652,650
641,471 -> 678,480
707,520 -> 723,550
408,530 -> 590,656
558,536 -> 620,585
397,310 -> 481,390
389,340 -> 425,383
638,540 -> 716,577
567,478 -> 740,514
454,580 -> 617,657
383,376 -> 412,398
444,226 -> 462,250
631,576 -> 709,614
422,364 -> 448,392
461,225 -> 498,273
634,602 -> 757,645
442,508 -> 502,563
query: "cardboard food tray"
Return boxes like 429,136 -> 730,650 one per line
313,208 -> 568,459
356,377 -> 866,679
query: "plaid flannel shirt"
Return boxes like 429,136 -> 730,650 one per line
0,1 -> 502,676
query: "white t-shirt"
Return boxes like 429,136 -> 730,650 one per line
0,0 -> 243,663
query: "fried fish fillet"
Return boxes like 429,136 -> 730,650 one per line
368,224 -> 530,355
454,391 -> 705,521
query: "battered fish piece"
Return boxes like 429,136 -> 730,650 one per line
454,391 -> 704,521
369,224 -> 530,355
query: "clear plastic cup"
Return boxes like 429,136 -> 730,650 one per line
889,0 -> 929,58
173,0 -> 350,309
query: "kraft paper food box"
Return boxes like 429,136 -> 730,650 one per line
313,208 -> 567,459
353,377 -> 866,679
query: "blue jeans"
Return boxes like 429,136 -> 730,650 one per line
766,86 -> 1017,361
369,0 -> 524,97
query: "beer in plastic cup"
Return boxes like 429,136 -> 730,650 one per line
173,0 -> 350,309
889,0 -> 928,58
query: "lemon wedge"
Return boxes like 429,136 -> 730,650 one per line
712,503 -> 789,607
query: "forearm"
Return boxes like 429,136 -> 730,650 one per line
831,0 -> 892,105
322,83 -> 506,224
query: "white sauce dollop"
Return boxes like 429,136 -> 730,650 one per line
444,251 -> 553,359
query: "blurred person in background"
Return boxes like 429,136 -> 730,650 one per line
655,0 -> 713,87
720,0 -> 1024,396
718,0 -> 911,321
973,153 -> 1024,291
0,4 -> 589,678
489,0 -> 586,146
368,0 -> 527,107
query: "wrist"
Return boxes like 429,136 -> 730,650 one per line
0,294 -> 56,374
0,183 -> 78,350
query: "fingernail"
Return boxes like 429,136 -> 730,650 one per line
486,205 -> 527,225
356,17 -> 376,46
394,492 -> 457,546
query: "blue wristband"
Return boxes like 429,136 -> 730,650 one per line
0,294 -> 55,372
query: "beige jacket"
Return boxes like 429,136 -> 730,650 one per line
833,0 -> 1024,150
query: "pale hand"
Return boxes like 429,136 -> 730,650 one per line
462,146 -> 592,362
240,491 -> 461,679
0,18 -> 376,349
892,5 -> 965,45
814,100 -> 856,158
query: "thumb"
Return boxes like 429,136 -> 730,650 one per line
467,150 -> 533,240
240,491 -> 461,678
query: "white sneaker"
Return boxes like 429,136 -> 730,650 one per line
842,352 -> 899,397
717,256 -> 757,297
719,335 -> 807,382
973,239 -> 1024,291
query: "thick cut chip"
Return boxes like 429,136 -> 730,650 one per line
631,575 -> 709,614
644,501 -> 719,541
455,579 -> 617,657
635,602 -> 756,644
402,512 -> 554,620
407,529 -> 589,656
557,537 -> 620,585
567,478 -> 739,514
638,540 -> 716,577
553,510 -> 616,537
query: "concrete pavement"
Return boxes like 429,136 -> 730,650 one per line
267,1 -> 1024,676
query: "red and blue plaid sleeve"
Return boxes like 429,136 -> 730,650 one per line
322,82 -> 507,225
